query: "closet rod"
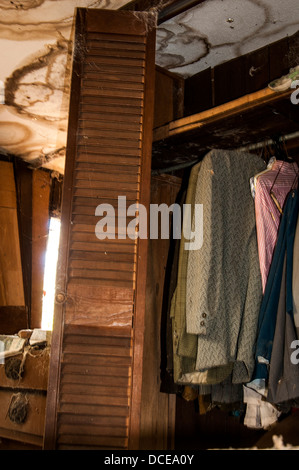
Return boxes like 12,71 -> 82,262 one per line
237,130 -> 299,152
151,130 -> 299,175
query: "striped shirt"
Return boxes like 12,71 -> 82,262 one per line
255,159 -> 298,292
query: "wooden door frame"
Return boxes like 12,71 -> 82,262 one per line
128,21 -> 156,450
43,8 -> 157,450
43,9 -> 85,450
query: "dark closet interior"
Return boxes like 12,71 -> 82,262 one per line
143,23 -> 299,451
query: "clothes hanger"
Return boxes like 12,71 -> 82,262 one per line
252,144 -> 276,192
269,136 -> 299,213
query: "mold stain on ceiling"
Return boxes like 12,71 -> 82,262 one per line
0,0 -> 299,174
155,0 -> 299,77
0,0 -> 129,174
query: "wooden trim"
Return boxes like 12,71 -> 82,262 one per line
128,20 -> 156,451
43,8 -> 85,450
153,87 -> 293,142
0,428 -> 43,448
13,159 -> 32,323
120,0 -> 206,25
31,169 -> 50,329
85,8 -> 150,35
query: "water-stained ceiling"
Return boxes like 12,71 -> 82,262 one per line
156,0 -> 299,77
0,0 -> 298,174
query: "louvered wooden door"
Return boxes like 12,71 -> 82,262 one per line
43,8 -> 156,450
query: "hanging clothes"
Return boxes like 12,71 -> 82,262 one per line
186,149 -> 266,384
254,159 -> 299,292
243,385 -> 281,430
160,187 -> 186,395
250,156 -> 276,199
293,212 -> 299,337
252,189 -> 299,387
171,162 -> 199,384
266,190 -> 299,405
171,160 -> 234,386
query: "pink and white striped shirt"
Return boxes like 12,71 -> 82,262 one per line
255,159 -> 298,292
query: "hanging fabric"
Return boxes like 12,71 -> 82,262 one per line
254,158 -> 299,292
185,149 -> 266,384
252,189 -> 299,387
293,213 -> 299,337
266,190 -> 299,405
164,144 -> 299,424
250,156 -> 276,199
171,159 -> 236,386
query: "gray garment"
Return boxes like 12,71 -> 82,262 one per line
171,162 -> 233,385
267,255 -> 299,405
186,149 -> 266,383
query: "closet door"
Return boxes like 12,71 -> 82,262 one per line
43,8 -> 156,450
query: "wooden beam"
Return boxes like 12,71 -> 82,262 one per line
153,88 -> 293,142
14,159 -> 32,323
120,0 -> 207,24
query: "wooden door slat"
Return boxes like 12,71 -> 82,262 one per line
83,71 -> 145,84
62,353 -> 132,369
58,412 -> 128,427
86,38 -> 146,51
85,47 -> 145,60
59,402 -> 129,417
87,31 -> 147,44
58,423 -> 128,438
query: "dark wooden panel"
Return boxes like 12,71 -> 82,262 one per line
287,30 -> 299,68
214,56 -> 246,106
269,36 -> 289,81
154,66 -> 184,128
0,306 -> 28,334
184,67 -> 212,116
245,45 -> 270,93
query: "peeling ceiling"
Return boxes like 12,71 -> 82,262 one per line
0,0 -> 298,174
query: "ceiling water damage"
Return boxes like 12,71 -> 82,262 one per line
155,0 -> 299,77
0,0 -> 299,174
